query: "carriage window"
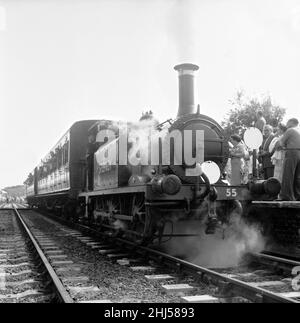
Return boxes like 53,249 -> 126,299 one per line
63,142 -> 69,164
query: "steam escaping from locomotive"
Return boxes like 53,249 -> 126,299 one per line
162,215 -> 266,268
95,62 -> 206,178
168,0 -> 199,62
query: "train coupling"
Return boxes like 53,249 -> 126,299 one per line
205,216 -> 218,234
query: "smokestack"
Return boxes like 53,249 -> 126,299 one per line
174,63 -> 199,117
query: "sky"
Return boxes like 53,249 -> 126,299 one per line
0,0 -> 300,187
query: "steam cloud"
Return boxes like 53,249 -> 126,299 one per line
162,215 -> 265,268
127,119 -> 163,166
168,0 -> 200,62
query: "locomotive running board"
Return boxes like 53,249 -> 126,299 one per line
78,185 -> 146,198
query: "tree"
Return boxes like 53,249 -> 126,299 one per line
221,90 -> 286,138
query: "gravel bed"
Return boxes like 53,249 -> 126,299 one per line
0,210 -> 49,302
212,261 -> 295,295
20,210 -> 218,303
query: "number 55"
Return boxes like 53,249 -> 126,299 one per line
226,188 -> 237,197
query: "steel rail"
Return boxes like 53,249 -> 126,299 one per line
13,206 -> 74,303
27,208 -> 299,303
250,252 -> 300,268
132,244 -> 299,303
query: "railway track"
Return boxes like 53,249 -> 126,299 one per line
15,209 -> 183,303
114,242 -> 300,303
0,207 -> 72,303
21,209 -> 300,303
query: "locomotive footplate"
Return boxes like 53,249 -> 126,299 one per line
146,184 -> 251,201
78,184 -> 251,201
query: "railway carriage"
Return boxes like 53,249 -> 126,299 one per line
25,120 -> 96,217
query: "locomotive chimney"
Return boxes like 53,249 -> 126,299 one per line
174,63 -> 199,117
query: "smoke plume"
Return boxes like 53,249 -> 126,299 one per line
168,0 -> 200,62
125,118 -> 168,167
162,215 -> 265,268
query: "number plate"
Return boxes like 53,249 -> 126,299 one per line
216,186 -> 249,200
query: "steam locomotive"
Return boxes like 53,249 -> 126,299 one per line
25,64 -> 298,245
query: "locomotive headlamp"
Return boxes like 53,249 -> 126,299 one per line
244,127 -> 263,179
151,175 -> 182,195
244,127 -> 263,150
201,161 -> 221,184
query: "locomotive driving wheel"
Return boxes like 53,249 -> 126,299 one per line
132,194 -> 145,223
124,193 -> 148,243
107,197 -> 121,219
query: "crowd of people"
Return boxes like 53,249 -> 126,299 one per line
227,111 -> 300,201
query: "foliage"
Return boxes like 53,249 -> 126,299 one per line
2,185 -> 26,197
221,90 -> 286,138
24,173 -> 34,186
